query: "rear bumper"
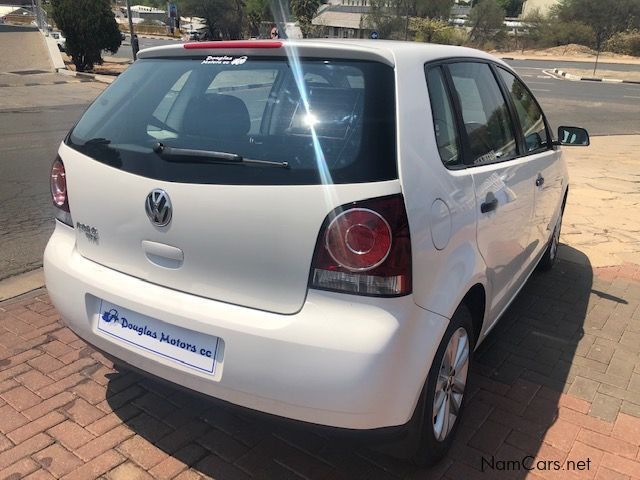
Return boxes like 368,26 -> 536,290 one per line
44,222 -> 448,429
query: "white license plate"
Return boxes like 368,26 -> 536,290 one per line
97,300 -> 219,375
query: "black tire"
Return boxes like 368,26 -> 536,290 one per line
411,304 -> 475,466
538,209 -> 563,272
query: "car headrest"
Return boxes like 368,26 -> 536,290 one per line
183,93 -> 251,138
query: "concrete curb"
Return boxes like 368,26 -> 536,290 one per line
137,34 -> 182,41
56,68 -> 116,84
0,268 -> 45,302
553,68 -> 640,85
41,32 -> 66,71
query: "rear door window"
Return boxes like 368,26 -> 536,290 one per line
67,57 -> 396,185
448,62 -> 518,165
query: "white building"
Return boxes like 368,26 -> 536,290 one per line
521,0 -> 560,17
311,0 -> 369,39
312,0 -> 470,39
119,5 -> 167,24
0,5 -> 31,17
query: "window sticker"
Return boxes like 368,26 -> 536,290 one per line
474,150 -> 498,165
202,55 -> 248,66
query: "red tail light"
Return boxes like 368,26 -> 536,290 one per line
50,156 -> 73,226
310,194 -> 412,296
51,157 -> 68,211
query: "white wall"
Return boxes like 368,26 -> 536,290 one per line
521,0 -> 560,17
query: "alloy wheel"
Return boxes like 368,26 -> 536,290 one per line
432,327 -> 469,442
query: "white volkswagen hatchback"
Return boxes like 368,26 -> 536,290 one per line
44,40 -> 588,464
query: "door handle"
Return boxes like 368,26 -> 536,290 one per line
480,196 -> 498,213
536,175 -> 545,187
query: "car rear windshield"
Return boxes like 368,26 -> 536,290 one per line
67,56 -> 397,185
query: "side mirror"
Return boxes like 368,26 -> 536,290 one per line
557,126 -> 590,146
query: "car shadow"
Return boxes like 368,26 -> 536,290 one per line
428,244 -> 597,478
105,244 -> 600,479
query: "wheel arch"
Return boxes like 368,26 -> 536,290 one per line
460,283 -> 486,347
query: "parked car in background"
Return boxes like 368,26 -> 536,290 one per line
50,31 -> 66,52
185,29 -> 208,41
45,40 -> 589,465
30,19 -> 52,30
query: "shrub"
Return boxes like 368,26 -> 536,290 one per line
520,12 -> 594,50
605,30 -> 640,56
410,18 -> 467,45
550,20 -> 595,48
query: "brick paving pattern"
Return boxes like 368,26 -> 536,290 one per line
1,257 -> 640,479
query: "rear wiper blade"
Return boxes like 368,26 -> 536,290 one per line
83,137 -> 111,146
153,142 -> 289,169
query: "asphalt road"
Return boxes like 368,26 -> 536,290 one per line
112,36 -> 181,59
1,38 -> 639,281
506,60 -> 640,136
0,104 -> 87,281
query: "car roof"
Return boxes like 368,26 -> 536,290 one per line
137,39 -> 507,69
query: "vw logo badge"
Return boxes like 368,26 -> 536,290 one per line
145,189 -> 172,227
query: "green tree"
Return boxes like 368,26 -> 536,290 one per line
415,0 -> 454,19
496,0 -> 523,17
245,0 -> 272,36
556,0 -> 640,51
181,0 -> 245,39
468,0 -> 505,44
290,0 -> 322,37
362,0 -> 408,40
51,0 -> 121,72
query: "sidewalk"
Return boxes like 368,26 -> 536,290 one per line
0,27 -> 52,73
561,135 -> 640,267
1,140 -> 639,479
1,262 -> 639,479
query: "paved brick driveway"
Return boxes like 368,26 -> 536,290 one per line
1,253 -> 640,480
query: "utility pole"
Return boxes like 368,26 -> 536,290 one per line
593,35 -> 602,77
125,0 -> 137,61
404,0 -> 410,41
593,47 -> 600,77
